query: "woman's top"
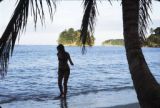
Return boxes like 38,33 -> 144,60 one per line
57,51 -> 70,70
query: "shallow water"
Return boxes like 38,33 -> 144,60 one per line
0,46 -> 160,105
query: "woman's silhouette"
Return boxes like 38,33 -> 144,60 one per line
57,44 -> 74,98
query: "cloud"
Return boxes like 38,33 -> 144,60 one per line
0,1 -> 159,45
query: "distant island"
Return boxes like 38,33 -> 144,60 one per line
57,28 -> 95,46
102,39 -> 124,46
102,27 -> 160,47
144,27 -> 160,47
57,27 -> 160,47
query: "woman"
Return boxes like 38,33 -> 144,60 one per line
57,44 -> 74,98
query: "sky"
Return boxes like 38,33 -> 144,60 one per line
0,0 -> 160,45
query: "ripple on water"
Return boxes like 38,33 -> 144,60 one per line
0,46 -> 159,104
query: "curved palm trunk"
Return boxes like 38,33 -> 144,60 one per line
122,0 -> 160,107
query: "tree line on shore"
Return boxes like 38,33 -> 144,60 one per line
58,27 -> 160,47
57,28 -> 95,46
103,27 -> 160,47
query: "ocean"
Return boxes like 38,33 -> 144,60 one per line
0,46 -> 160,107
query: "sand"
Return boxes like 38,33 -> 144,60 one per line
106,103 -> 139,108
1,90 -> 139,108
0,103 -> 140,108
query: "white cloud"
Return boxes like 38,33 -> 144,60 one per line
0,1 -> 159,45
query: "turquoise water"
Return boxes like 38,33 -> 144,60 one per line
0,46 -> 160,105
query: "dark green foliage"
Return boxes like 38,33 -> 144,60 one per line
144,27 -> 160,47
144,34 -> 160,47
58,28 -> 95,46
102,39 -> 124,46
154,27 -> 160,35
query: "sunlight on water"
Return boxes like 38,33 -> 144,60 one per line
0,46 -> 160,106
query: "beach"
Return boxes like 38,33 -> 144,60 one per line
107,103 -> 139,108
1,90 -> 139,108
1,102 -> 140,108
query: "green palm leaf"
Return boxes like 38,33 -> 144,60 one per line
139,0 -> 152,43
80,0 -> 153,46
80,0 -> 97,53
0,0 -> 56,77
0,0 -> 29,77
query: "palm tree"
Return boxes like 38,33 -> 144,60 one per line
0,0 -> 160,107
81,0 -> 160,107
122,1 -> 160,107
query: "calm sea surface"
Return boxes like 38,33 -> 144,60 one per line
0,46 -> 160,104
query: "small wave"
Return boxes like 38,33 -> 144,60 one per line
111,86 -> 134,91
0,93 -> 56,104
71,86 -> 134,96
0,86 -> 134,104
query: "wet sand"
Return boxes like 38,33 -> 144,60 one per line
106,103 -> 139,108
1,90 -> 138,108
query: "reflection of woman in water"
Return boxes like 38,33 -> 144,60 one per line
57,44 -> 74,98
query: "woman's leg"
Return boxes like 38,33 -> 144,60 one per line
58,72 -> 64,96
63,70 -> 70,97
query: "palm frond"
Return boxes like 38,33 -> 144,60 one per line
0,0 -> 56,77
30,0 -> 56,28
0,0 -> 29,77
139,0 -> 152,43
80,0 -> 97,53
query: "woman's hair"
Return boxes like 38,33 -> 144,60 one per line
57,44 -> 65,52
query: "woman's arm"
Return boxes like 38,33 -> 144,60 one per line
68,53 -> 74,65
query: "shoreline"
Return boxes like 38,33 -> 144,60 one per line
1,103 -> 139,108
14,44 -> 160,48
1,90 -> 138,108
106,103 -> 139,108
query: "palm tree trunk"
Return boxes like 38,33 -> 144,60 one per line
122,0 -> 160,107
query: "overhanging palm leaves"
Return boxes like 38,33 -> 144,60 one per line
0,0 -> 158,77
0,0 -> 56,77
0,0 -> 29,77
80,0 -> 153,45
139,0 -> 152,42
80,0 -> 97,53
81,0 -> 97,44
